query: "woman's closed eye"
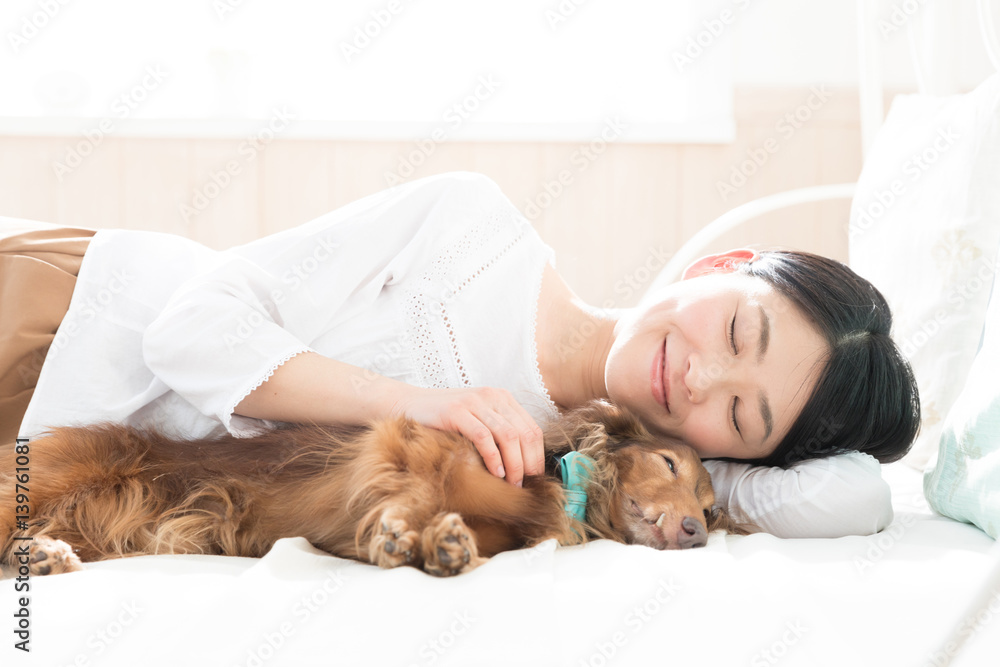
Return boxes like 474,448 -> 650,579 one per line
728,308 -> 742,436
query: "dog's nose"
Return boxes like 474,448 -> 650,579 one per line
677,516 -> 707,549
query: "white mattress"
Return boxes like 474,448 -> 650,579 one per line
3,462 -> 998,667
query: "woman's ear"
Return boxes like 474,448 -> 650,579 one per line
682,249 -> 758,280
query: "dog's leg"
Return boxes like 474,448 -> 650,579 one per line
0,452 -> 81,573
0,427 -> 168,565
421,512 -> 486,577
367,507 -> 422,569
25,535 -> 83,576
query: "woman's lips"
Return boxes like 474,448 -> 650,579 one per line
651,337 -> 671,413
662,337 -> 671,413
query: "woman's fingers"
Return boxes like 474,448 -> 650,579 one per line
455,407 -> 544,488
390,385 -> 546,487
479,409 -> 527,487
452,411 -> 510,481
476,403 -> 546,487
492,403 -> 546,478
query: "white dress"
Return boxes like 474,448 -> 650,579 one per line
19,172 -> 892,539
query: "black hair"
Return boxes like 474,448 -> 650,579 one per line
731,250 -> 920,467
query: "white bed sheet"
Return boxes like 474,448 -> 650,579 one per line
3,462 -> 998,667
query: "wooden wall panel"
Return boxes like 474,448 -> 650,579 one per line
186,139 -> 263,249
260,140 -> 334,237
121,138 -> 191,236
53,136 -> 123,231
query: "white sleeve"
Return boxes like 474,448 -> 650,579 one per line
142,171 -> 506,436
703,452 -> 894,538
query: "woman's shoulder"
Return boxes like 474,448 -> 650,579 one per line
404,170 -> 506,196
222,172 -> 516,264
416,175 -> 550,277
341,171 -> 515,231
394,171 -> 522,228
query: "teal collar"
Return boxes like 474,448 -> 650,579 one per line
554,451 -> 595,522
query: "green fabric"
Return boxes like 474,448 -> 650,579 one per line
558,451 -> 595,522
924,249 -> 1000,539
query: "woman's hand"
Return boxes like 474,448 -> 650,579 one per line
387,385 -> 545,487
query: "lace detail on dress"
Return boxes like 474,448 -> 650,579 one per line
224,347 -> 309,434
528,252 -> 559,418
404,206 -> 527,388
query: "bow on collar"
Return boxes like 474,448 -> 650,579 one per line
553,451 -> 596,522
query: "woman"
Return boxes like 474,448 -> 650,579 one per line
4,172 -> 919,538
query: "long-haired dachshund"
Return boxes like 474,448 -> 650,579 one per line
1,400 -> 746,577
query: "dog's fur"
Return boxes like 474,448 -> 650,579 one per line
1,400 -> 748,577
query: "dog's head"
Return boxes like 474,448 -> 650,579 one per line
546,399 -> 741,550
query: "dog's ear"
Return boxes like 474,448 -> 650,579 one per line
546,400 -> 658,457
571,400 -> 650,447
545,400 -> 634,456
544,408 -> 609,455
705,506 -> 760,536
575,422 -> 609,453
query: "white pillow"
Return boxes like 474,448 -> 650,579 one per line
849,73 -> 1000,471
924,234 -> 1000,537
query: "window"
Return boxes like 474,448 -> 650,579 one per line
1,0 -> 734,142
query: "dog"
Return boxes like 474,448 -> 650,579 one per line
1,399 -> 747,577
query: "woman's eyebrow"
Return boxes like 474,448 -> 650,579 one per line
759,390 -> 773,443
757,305 -> 773,443
756,304 -> 770,363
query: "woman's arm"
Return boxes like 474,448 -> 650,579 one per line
143,171 -> 491,434
143,172 -> 544,485
232,351 -> 404,424
234,351 -> 545,486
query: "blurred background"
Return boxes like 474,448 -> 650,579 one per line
0,0 -> 995,307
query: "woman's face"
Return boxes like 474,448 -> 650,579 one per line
605,262 -> 828,461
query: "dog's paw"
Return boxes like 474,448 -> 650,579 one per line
368,508 -> 420,569
421,512 -> 485,577
28,536 -> 83,576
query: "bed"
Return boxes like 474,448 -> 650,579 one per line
5,2 -> 1000,666
0,462 -> 995,666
